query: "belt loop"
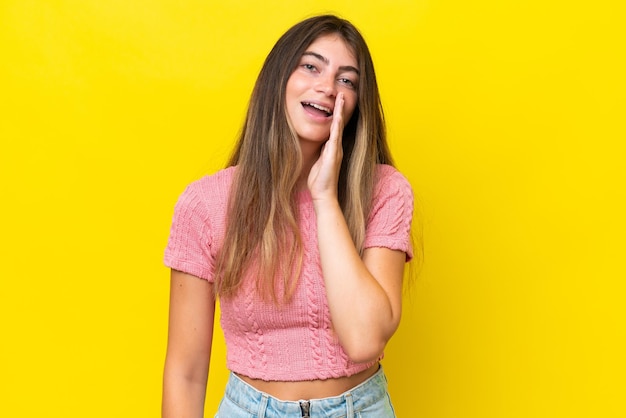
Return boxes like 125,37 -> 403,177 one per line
257,393 -> 269,418
346,392 -> 354,418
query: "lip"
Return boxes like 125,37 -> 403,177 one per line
301,100 -> 334,121
302,100 -> 334,113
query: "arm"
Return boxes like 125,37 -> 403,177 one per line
162,269 -> 215,418
314,202 -> 406,364
308,94 -> 407,363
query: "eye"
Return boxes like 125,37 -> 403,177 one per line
338,78 -> 357,89
302,63 -> 317,72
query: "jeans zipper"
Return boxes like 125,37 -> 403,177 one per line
299,400 -> 311,417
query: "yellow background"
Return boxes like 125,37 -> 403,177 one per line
1,1 -> 624,417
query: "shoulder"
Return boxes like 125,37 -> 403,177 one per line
369,164 -> 414,225
373,164 -> 413,199
177,166 -> 236,206
171,166 -> 237,228
165,168 -> 237,280
365,165 -> 414,258
166,166 -> 237,249
184,166 -> 237,197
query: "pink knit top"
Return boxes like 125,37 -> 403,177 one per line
164,164 -> 413,381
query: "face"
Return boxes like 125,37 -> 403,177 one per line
285,34 -> 359,147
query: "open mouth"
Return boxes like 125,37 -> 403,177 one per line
302,102 -> 333,117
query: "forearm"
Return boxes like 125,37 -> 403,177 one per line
314,198 -> 399,363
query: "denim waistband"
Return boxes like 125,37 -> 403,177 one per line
223,365 -> 389,417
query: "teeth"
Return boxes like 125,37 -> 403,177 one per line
304,102 -> 332,114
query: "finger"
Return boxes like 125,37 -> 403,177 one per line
330,93 -> 345,145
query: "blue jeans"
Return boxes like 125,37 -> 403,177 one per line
215,365 -> 396,417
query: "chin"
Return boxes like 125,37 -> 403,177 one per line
298,128 -> 331,142
299,135 -> 330,145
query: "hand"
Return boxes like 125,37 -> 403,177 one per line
307,93 -> 345,201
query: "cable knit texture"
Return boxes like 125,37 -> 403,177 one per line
164,164 -> 413,381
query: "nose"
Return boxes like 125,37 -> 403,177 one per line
315,74 -> 337,97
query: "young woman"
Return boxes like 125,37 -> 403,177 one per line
163,14 -> 414,418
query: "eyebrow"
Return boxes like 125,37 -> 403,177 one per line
302,51 -> 360,75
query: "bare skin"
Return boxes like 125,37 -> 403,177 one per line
237,363 -> 380,401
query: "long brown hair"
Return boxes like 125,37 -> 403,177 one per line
215,15 -> 394,301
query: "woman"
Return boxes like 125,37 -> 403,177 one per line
163,14 -> 414,417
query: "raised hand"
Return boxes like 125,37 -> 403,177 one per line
307,92 -> 345,201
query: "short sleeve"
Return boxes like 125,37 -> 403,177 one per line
364,166 -> 414,261
163,184 -> 216,281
